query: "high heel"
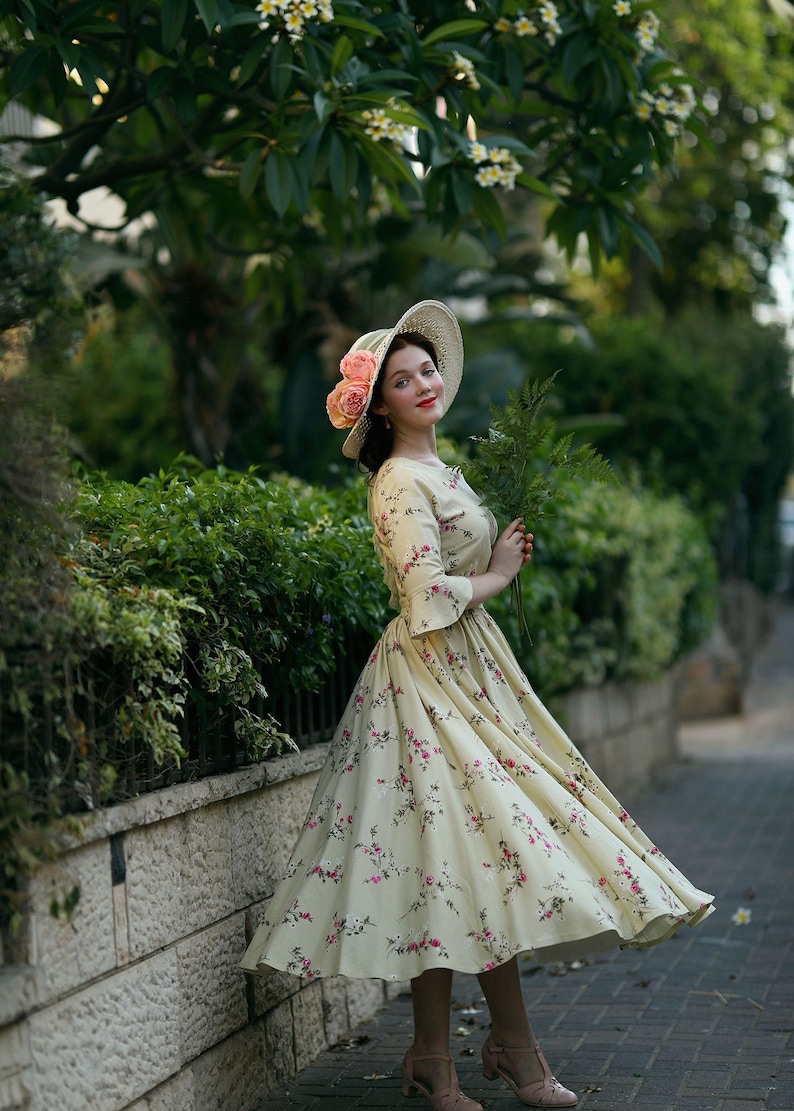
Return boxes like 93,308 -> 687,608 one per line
401,1048 -> 484,1111
481,1033 -> 578,1107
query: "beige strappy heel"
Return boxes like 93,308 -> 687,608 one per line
482,1033 -> 578,1107
401,1048 -> 484,1111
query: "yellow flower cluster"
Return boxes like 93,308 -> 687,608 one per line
256,0 -> 333,41
361,107 -> 409,145
495,2 -> 562,47
612,4 -> 660,55
451,51 -> 481,91
469,141 -> 522,191
635,81 -> 695,136
635,10 -> 660,53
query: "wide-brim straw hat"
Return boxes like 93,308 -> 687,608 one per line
341,300 -> 464,460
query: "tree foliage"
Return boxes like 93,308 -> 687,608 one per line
1,0 -> 698,266
619,0 -> 794,314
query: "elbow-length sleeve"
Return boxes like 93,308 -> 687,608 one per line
369,465 -> 476,637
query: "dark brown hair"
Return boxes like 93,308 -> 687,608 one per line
359,332 -> 439,474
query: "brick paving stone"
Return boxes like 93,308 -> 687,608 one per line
255,604 -> 794,1110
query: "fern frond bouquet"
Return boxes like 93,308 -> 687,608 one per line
464,372 -> 617,639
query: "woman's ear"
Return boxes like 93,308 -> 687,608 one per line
371,400 -> 389,417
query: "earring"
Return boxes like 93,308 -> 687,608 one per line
384,417 -> 391,430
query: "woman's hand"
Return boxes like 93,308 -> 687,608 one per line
487,519 -> 533,587
466,519 -> 533,610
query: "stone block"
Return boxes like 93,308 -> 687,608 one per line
125,806 -> 237,962
345,978 -> 386,1028
176,915 -> 249,1064
27,951 -> 180,1111
385,980 -> 409,1002
0,1069 -> 31,1111
263,1001 -> 297,1093
677,624 -> 743,720
138,1068 -> 194,1111
291,981 -> 326,1072
0,1021 -> 31,1080
321,977 -> 351,1046
0,1024 -> 30,1110
124,817 -> 183,960
593,734 -> 625,801
604,683 -> 633,735
0,967 -> 37,1029
272,773 -> 321,877
29,840 -> 115,1004
188,1025 -> 267,1111
229,789 -> 283,909
561,687 -> 604,745
251,963 -> 301,1018
181,803 -> 236,935
626,723 -> 652,790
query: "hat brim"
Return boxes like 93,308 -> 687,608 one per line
341,300 -> 464,461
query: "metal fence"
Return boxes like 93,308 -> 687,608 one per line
0,633 -> 371,816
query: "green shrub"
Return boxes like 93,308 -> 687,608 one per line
465,311 -> 793,592
486,476 -> 717,697
74,459 -> 389,695
64,458 -> 716,766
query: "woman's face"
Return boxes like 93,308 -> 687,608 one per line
373,343 -> 445,435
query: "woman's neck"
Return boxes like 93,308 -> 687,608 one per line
389,429 -> 443,467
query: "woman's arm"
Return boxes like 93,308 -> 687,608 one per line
466,519 -> 533,609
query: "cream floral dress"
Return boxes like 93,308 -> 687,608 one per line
241,459 -> 713,982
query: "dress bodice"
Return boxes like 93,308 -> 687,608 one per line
367,458 -> 497,637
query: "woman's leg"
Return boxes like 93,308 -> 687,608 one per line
407,968 -> 484,1109
476,956 -> 534,1043
411,967 -> 454,1054
476,957 -> 545,1085
408,967 -> 454,1090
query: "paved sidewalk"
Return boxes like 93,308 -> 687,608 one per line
261,604 -> 794,1111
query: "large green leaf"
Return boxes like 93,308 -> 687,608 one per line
329,131 -> 359,200
331,34 -> 354,76
239,150 -> 262,200
270,36 -> 294,100
193,0 -> 219,34
162,0 -> 189,53
516,173 -> 558,201
265,149 -> 294,216
421,19 -> 488,47
9,45 -> 49,96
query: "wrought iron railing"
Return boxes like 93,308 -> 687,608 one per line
0,632 -> 371,816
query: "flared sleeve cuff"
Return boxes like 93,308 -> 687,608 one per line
404,574 -> 474,637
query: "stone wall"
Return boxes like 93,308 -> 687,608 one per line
676,579 -> 772,720
0,670 -> 679,1111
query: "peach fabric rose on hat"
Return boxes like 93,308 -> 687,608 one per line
340,349 -> 378,383
326,348 -> 379,428
326,376 -> 373,429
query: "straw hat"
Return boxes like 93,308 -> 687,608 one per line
325,300 -> 464,460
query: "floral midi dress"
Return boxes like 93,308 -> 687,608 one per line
241,459 -> 713,982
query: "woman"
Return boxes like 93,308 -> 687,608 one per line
242,301 -> 713,1110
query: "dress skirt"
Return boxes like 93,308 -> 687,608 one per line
241,460 -> 713,982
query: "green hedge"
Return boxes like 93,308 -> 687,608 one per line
488,478 -> 717,695
5,459 -> 717,793
63,461 -> 715,762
